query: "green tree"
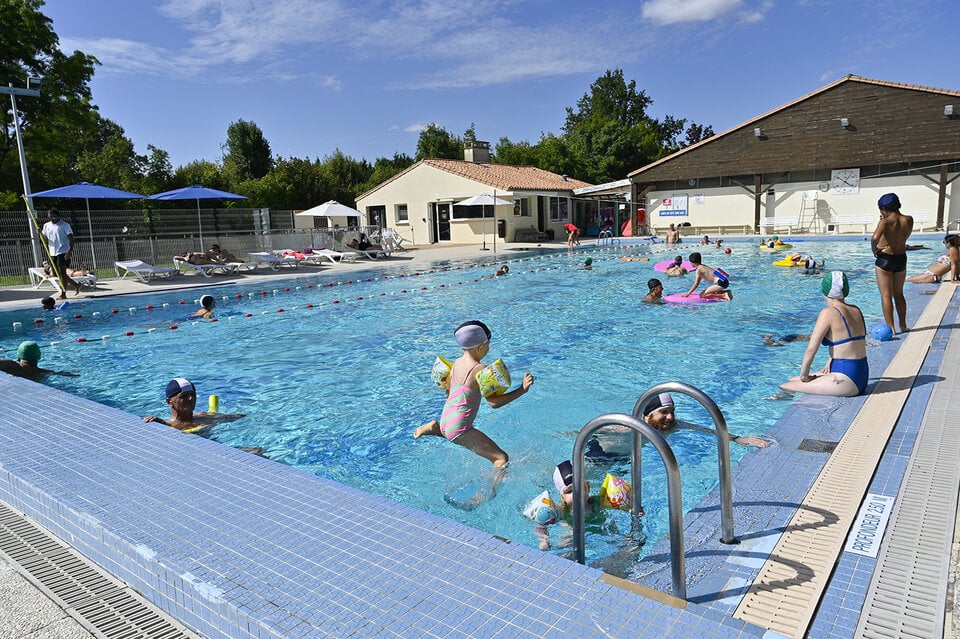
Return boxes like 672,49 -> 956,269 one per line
561,68 -> 701,182
222,119 -> 272,183
173,160 -> 225,190
357,152 -> 414,194
141,144 -> 173,194
319,149 -> 372,204
1,0 -> 100,198
493,137 -> 538,166
414,123 -> 462,161
682,122 -> 715,148
74,117 -> 145,192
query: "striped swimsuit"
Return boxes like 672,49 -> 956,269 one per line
439,364 -> 483,441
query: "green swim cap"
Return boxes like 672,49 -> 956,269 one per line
16,341 -> 41,364
584,257 -> 593,265
821,271 -> 850,299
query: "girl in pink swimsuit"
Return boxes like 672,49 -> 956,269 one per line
414,320 -> 535,467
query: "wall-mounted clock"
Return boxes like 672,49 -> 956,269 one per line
818,182 -> 830,192
830,168 -> 860,194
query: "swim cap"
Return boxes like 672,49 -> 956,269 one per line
165,378 -> 196,399
454,320 -> 491,349
200,295 -> 215,308
553,460 -> 574,492
689,252 -> 702,264
821,271 -> 850,299
647,278 -> 663,291
674,255 -> 683,264
16,341 -> 41,364
878,193 -> 900,210
643,393 -> 675,417
584,257 -> 593,266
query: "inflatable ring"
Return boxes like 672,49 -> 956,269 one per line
663,292 -> 726,304
772,258 -> 800,267
654,259 -> 695,272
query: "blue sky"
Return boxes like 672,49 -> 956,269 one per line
42,0 -> 959,171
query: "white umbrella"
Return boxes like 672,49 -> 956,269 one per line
455,192 -> 513,251
296,200 -> 363,218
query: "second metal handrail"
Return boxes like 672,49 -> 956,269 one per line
570,382 -> 739,601
571,413 -> 686,599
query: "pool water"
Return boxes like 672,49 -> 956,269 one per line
3,238 -> 918,572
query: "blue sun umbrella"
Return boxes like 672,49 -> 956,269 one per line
148,185 -> 248,251
30,181 -> 147,269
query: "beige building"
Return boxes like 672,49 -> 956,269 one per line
354,142 -> 592,245
628,75 -> 960,236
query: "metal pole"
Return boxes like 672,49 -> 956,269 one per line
9,87 -> 41,266
84,198 -> 97,270
493,189 -> 497,254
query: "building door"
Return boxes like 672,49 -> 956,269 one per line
435,203 -> 451,242
429,203 -> 451,243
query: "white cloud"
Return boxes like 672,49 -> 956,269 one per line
404,124 -> 428,133
641,0 -> 744,25
59,1 -> 642,90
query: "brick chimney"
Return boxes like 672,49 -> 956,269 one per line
464,140 -> 491,164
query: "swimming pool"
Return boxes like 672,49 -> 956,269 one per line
3,237 -> 929,571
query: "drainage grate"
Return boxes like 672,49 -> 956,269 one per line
854,304 -> 960,639
797,439 -> 839,453
0,500 -> 199,639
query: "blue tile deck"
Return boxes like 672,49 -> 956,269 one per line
0,283 -> 954,638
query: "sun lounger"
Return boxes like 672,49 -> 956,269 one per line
299,248 -> 358,264
114,259 -> 177,283
28,267 -> 97,292
247,252 -> 300,271
173,256 -> 249,277
355,247 -> 391,260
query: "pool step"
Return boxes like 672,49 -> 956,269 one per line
733,284 -> 954,638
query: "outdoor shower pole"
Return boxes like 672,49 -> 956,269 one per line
4,82 -> 42,266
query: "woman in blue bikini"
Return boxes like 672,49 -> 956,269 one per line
780,271 -> 869,397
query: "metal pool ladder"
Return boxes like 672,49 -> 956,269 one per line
597,229 -> 621,246
570,381 -> 738,600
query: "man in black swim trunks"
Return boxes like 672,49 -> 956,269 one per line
871,193 -> 913,334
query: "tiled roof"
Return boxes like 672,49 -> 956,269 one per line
628,74 -> 960,178
357,159 -> 591,199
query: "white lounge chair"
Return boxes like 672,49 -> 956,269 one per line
247,252 -> 300,271
300,248 -> 358,264
114,259 -> 177,283
28,267 -> 97,292
173,256 -> 242,277
378,228 -> 410,251
354,247 -> 391,260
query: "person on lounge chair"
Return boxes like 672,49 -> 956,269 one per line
178,251 -> 218,265
206,244 -> 243,263
347,234 -> 382,251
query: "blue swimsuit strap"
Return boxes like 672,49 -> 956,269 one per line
822,307 -> 865,347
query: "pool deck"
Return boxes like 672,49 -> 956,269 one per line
1,238 -> 959,638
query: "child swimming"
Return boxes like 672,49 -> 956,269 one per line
414,320 -> 534,467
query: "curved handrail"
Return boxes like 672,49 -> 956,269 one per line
596,230 -> 620,246
633,381 -> 737,545
571,413 -> 686,599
